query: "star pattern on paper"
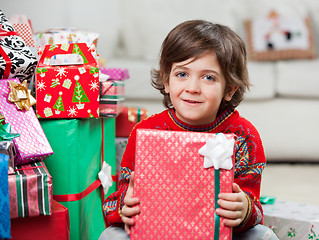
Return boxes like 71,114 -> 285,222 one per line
89,80 -> 99,91
55,67 -> 67,78
67,106 -> 78,117
37,80 -> 46,91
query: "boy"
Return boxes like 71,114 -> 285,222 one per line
100,20 -> 278,240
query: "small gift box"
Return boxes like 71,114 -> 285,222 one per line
0,10 -> 37,82
99,98 -> 125,118
262,200 -> 319,240
100,80 -> 125,99
115,106 -> 148,137
9,161 -> 53,219
34,28 -> 99,49
0,78 -> 53,165
0,119 -> 20,174
0,153 -> 11,239
131,129 -> 235,240
36,43 -> 99,118
11,200 -> 70,240
100,67 -> 129,80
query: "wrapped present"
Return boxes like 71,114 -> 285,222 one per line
36,43 -> 99,119
100,67 -> 129,80
100,80 -> 125,99
0,78 -> 53,165
0,119 -> 20,174
9,14 -> 35,48
9,161 -> 53,219
34,28 -> 99,50
0,153 -> 11,239
131,129 -> 235,240
115,106 -> 148,137
11,200 -> 70,240
99,98 -> 124,118
0,10 -> 37,82
262,200 -> 319,240
40,118 -> 116,240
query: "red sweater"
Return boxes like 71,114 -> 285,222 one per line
102,108 -> 266,232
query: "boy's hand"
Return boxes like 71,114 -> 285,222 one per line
215,183 -> 248,227
121,172 -> 141,235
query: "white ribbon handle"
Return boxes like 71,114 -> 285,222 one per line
198,134 -> 235,170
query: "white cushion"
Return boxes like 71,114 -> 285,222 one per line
277,59 -> 319,98
245,62 -> 276,100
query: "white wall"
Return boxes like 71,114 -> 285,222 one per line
2,0 -> 121,59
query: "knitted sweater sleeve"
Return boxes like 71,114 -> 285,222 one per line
227,122 -> 266,233
102,126 -> 138,227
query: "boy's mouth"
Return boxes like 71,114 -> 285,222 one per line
183,99 -> 202,104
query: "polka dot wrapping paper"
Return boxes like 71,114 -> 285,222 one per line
0,78 -> 53,166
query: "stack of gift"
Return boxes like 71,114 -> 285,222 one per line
115,106 -> 148,173
99,67 -> 129,118
262,200 -> 319,240
0,77 -> 56,238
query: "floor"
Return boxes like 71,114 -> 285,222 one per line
260,162 -> 319,206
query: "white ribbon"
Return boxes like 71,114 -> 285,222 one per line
98,162 -> 113,193
198,134 -> 235,170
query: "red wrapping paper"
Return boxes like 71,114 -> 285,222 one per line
131,129 -> 235,240
10,200 -> 70,240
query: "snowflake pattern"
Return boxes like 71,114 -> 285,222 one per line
67,106 -> 78,117
37,80 -> 46,91
88,43 -> 96,52
55,67 -> 67,78
89,80 -> 99,91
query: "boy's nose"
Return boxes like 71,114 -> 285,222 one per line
186,77 -> 200,93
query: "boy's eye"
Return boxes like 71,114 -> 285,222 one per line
176,72 -> 187,78
204,75 -> 215,81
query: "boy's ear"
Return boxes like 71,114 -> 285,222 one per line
224,85 -> 239,101
164,82 -> 170,94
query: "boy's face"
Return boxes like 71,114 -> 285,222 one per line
164,52 -> 237,125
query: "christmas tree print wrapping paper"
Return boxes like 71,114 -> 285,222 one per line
36,43 -> 99,118
0,78 -> 53,166
0,10 -> 38,82
262,200 -> 319,240
8,161 -> 53,219
40,118 -> 116,240
131,129 -> 235,240
0,153 -> 11,239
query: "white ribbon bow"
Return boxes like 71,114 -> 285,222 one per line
198,134 -> 235,170
98,162 -> 113,194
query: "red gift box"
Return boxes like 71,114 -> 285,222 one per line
36,43 -> 99,118
10,200 -> 70,240
115,106 -> 148,137
131,129 -> 235,240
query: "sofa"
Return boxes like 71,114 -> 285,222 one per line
3,0 -> 319,161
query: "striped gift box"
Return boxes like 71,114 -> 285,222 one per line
8,161 -> 52,218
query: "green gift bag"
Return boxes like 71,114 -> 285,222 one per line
40,118 -> 116,240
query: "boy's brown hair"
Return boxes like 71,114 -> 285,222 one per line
151,19 -> 250,113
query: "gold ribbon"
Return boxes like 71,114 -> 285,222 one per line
8,80 -> 36,111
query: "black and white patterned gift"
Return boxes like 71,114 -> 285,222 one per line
0,10 -> 37,82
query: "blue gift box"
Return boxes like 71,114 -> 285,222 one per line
0,153 -> 11,239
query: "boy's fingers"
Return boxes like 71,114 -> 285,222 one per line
232,183 -> 242,193
122,204 -> 141,217
216,207 -> 242,220
124,223 -> 131,235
